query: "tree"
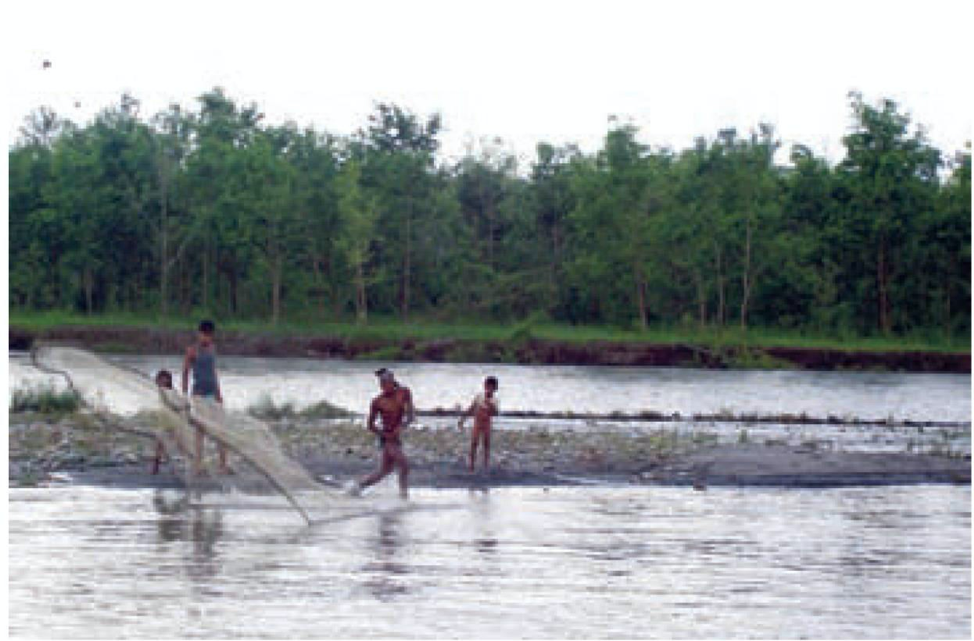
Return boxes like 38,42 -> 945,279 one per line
567,123 -> 659,327
335,160 -> 379,322
837,92 -> 942,334
529,142 -> 579,316
150,103 -> 195,318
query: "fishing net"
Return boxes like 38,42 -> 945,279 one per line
31,344 -> 338,522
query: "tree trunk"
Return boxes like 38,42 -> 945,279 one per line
228,265 -> 238,316
83,267 -> 94,315
401,199 -> 412,320
312,257 -> 326,318
488,207 -> 495,268
739,215 -> 752,331
634,260 -> 648,330
202,243 -> 209,312
877,237 -> 891,335
943,288 -> 951,339
694,270 -> 707,327
271,255 -> 282,326
549,223 -> 562,309
355,261 -> 368,324
158,153 -> 170,318
714,241 -> 725,326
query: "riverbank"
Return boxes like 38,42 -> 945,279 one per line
10,411 -> 970,490
9,322 -> 971,372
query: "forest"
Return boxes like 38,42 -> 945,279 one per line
8,89 -> 971,341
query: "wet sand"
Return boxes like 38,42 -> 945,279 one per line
10,412 -> 970,490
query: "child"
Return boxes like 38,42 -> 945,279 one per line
181,320 -> 227,475
150,369 -> 174,475
458,376 -> 499,473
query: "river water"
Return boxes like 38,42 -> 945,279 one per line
8,484 -> 970,639
8,353 -> 972,638
9,352 -> 972,421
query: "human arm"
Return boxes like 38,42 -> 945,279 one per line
457,399 -> 476,428
403,388 -> 415,429
367,399 -> 380,435
181,347 -> 195,395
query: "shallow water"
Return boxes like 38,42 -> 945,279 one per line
8,484 -> 970,639
10,352 -> 972,422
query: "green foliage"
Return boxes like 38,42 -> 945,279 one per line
247,394 -> 354,420
10,384 -> 81,414
8,90 -> 970,343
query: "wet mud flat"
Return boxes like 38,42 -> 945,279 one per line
9,413 -> 970,491
10,325 -> 970,372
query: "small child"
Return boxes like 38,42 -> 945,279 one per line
458,376 -> 499,473
150,369 -> 174,475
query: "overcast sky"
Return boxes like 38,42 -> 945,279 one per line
3,0 -> 972,166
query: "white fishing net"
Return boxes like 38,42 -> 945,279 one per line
31,344 -> 340,523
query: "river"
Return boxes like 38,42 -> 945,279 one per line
7,484 -> 970,639
7,353 -> 972,638
9,352 -> 972,421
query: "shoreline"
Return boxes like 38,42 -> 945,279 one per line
10,412 -> 970,491
9,324 -> 971,373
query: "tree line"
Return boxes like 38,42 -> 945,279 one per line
8,89 -> 971,338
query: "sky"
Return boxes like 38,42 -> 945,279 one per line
2,0 -> 973,167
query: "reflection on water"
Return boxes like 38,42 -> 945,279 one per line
8,485 -> 970,639
151,491 -> 225,585
362,511 -> 408,601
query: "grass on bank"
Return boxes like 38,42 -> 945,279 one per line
247,394 -> 355,420
9,309 -> 970,354
10,384 -> 81,415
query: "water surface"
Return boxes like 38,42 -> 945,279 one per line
10,353 -> 971,422
8,484 -> 970,639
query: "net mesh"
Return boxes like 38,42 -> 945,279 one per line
31,344 -> 338,522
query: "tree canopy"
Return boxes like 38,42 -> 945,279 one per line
9,89 -> 970,339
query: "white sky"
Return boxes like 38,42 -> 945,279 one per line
2,0 -> 973,166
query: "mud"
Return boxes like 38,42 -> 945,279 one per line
9,325 -> 970,372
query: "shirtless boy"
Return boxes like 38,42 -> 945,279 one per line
458,376 -> 499,473
351,368 -> 414,498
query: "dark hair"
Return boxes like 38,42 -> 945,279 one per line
198,319 -> 216,334
485,376 -> 498,389
155,369 -> 173,386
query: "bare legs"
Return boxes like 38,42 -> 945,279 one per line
469,427 -> 491,473
359,440 -> 409,498
151,440 -> 165,475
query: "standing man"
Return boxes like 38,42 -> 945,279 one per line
182,320 -> 227,475
350,368 -> 414,498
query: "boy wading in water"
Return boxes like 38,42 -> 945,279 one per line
181,320 -> 227,475
458,376 -> 499,473
349,368 -> 414,498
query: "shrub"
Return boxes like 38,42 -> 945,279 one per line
10,384 -> 81,414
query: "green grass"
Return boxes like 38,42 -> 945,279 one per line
10,384 -> 81,414
247,394 -> 354,420
9,309 -> 969,354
